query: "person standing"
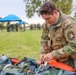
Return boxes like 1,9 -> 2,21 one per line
7,22 -> 11,32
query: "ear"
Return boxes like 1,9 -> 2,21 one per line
53,10 -> 58,15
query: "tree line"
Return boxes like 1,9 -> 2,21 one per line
23,0 -> 73,18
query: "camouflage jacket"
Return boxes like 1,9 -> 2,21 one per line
41,11 -> 76,62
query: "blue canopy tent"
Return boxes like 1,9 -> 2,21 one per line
0,14 -> 22,32
0,14 -> 22,22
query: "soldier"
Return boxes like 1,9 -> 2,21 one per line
39,1 -> 76,74
7,22 -> 11,32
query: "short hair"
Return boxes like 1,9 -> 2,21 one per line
39,2 -> 57,15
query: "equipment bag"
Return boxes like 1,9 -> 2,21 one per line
16,57 -> 40,73
34,65 -> 60,75
0,55 -> 76,75
0,57 -> 40,75
0,54 -> 12,65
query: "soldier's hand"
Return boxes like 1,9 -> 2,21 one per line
40,54 -> 45,63
40,53 -> 54,62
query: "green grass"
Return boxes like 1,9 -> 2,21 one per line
0,29 -> 42,60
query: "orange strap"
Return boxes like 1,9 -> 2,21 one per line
11,58 -> 19,65
47,59 -> 75,72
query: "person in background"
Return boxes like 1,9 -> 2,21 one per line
39,1 -> 76,74
7,22 -> 11,32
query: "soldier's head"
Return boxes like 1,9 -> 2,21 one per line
39,2 -> 59,25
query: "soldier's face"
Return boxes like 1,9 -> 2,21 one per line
41,10 -> 58,25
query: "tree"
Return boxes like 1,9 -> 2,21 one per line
0,23 -> 5,30
23,0 -> 73,18
74,12 -> 76,20
0,17 -> 6,30
74,6 -> 76,18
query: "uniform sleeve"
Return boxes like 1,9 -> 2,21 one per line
52,18 -> 76,59
41,23 -> 50,54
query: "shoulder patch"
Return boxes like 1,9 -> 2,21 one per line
67,31 -> 75,40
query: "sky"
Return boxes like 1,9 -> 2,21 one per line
0,0 -> 44,24
0,0 -> 76,24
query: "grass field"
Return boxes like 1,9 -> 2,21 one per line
0,29 -> 42,61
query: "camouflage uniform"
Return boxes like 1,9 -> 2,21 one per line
41,11 -> 76,62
